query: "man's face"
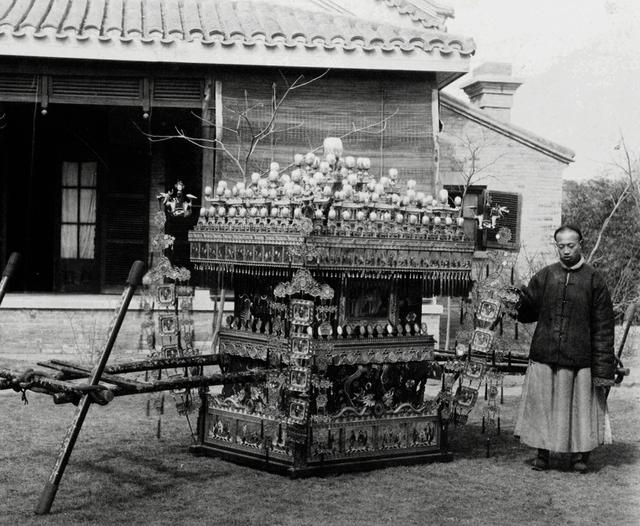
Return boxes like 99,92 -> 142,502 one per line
555,230 -> 582,265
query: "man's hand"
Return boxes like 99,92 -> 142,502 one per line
592,377 -> 614,387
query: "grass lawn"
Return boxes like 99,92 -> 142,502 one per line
1,347 -> 639,525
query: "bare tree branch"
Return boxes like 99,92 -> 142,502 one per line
587,182 -> 630,263
442,130 -> 509,213
288,69 -> 330,91
618,133 -> 640,218
278,69 -> 291,89
271,122 -> 305,134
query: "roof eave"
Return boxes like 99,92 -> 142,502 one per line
0,33 -> 473,76
440,92 -> 575,164
436,70 -> 466,89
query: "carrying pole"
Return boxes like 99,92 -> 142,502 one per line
35,261 -> 145,515
0,252 -> 20,306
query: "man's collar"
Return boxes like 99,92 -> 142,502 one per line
559,256 -> 585,271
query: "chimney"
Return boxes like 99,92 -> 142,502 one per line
460,62 -> 523,122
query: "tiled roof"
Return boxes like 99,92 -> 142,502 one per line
379,0 -> 454,30
279,0 -> 454,30
0,0 -> 474,59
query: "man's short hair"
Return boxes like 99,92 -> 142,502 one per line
554,224 -> 583,242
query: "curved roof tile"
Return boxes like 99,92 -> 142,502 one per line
164,0 -> 183,36
20,0 -> 49,31
182,0 -> 201,33
0,0 -> 13,21
104,0 -> 123,35
65,0 -> 89,33
143,0 -> 163,36
3,0 -> 29,27
84,0 -> 106,33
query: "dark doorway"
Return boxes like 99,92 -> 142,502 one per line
101,107 -> 151,291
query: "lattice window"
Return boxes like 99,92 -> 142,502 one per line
485,190 -> 521,250
60,162 -> 97,259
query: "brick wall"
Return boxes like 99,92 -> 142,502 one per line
439,104 -> 568,275
0,294 -> 218,360
0,309 -> 146,360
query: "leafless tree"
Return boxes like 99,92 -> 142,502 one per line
440,129 -> 509,211
589,135 -> 640,315
586,179 -> 631,264
586,134 -> 638,264
612,133 -> 640,215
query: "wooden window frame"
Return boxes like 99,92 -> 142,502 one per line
444,186 -> 522,252
61,161 -> 97,260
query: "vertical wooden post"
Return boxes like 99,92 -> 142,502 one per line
379,87 -> 386,176
444,296 -> 451,351
201,75 -> 215,204
212,287 -> 226,352
431,86 -> 441,194
440,415 -> 449,452
214,79 -> 224,183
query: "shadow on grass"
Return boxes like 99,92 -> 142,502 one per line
69,450 -> 235,498
449,422 -> 526,460
50,459 -> 231,512
590,440 -> 640,471
448,419 -> 640,474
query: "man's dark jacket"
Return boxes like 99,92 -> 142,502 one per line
517,261 -> 615,380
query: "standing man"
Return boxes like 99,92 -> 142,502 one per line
514,224 -> 615,473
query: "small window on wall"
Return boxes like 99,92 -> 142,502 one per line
484,190 -> 522,250
445,186 -> 522,251
61,162 -> 97,259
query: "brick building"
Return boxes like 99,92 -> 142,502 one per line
0,0 -> 573,357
